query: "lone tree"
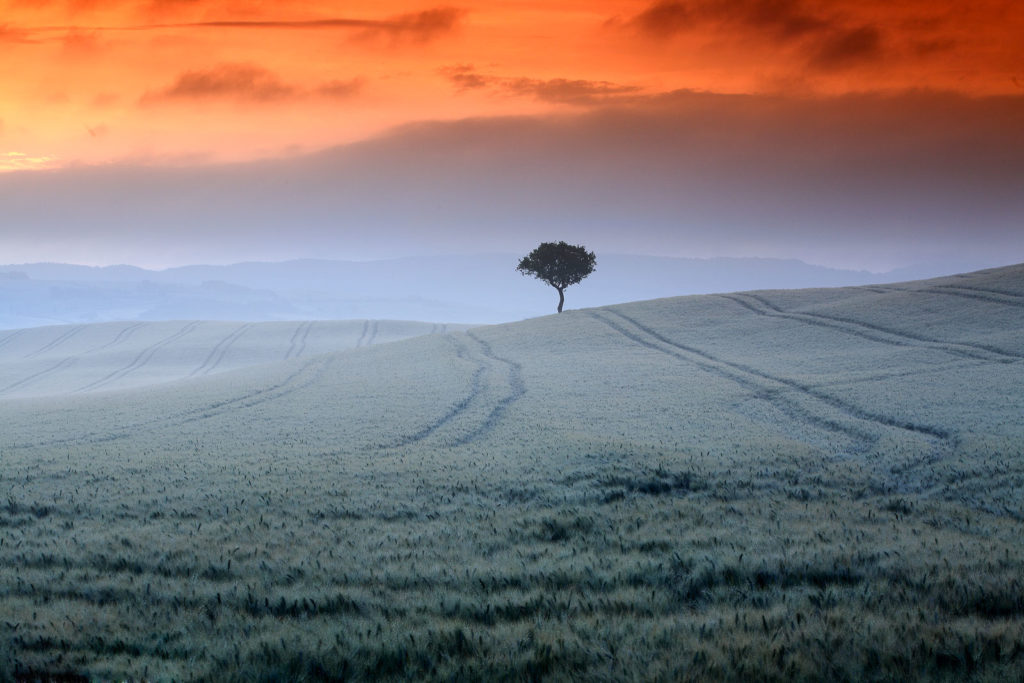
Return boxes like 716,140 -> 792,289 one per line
516,241 -> 596,313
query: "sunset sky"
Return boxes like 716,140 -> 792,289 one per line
2,0 -> 1023,269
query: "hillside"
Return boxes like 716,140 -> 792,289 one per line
1,264 -> 1023,680
0,319 -> 462,399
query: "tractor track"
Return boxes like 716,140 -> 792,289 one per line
0,357 -> 78,396
190,323 -> 252,377
0,323 -> 144,398
91,322 -> 145,352
589,310 -> 875,443
721,293 -> 1022,363
8,354 -> 330,450
0,329 -> 26,351
75,322 -> 202,393
925,285 -> 1024,309
591,308 -> 951,443
354,321 -> 370,348
450,332 -> 524,446
24,325 -> 83,359
377,332 -> 524,449
379,336 -> 489,448
284,321 -> 314,360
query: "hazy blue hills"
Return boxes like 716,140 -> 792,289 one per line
1,254 -> 998,329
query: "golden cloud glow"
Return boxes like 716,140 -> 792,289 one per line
0,152 -> 58,172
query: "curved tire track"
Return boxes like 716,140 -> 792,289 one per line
91,322 -> 145,353
592,308 -> 950,442
76,322 -> 202,393
589,311 -> 874,443
354,320 -> 370,348
0,323 -> 144,398
11,355 -> 330,450
0,356 -> 78,396
450,332 -> 525,446
377,332 -> 525,449
190,323 -> 252,377
721,293 -> 1022,363
379,336 -> 488,448
284,321 -> 311,360
292,320 -> 314,358
925,285 -> 1024,309
0,329 -> 25,351
24,325 -> 83,359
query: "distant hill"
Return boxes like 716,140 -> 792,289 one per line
0,254 -> 992,329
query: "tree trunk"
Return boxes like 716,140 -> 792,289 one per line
556,287 -> 565,313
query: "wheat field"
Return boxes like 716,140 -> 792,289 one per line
1,264 -> 1023,680
0,320 -> 462,399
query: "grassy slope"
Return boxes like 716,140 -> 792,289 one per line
0,320 -> 462,399
1,264 -> 1023,680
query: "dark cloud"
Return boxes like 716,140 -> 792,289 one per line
439,64 -> 489,91
503,78 -> 642,105
628,0 -> 825,40
626,1 -> 693,39
4,6 -> 464,44
440,66 -> 641,105
625,0 -> 886,70
150,10 -> 463,39
144,63 -> 296,102
358,7 -> 464,43
315,78 -> 364,99
3,91 -> 1022,270
142,64 -> 364,104
809,24 -> 882,70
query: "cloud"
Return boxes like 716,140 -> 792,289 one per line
357,7 -> 464,43
315,78 -> 364,99
0,151 -> 58,172
148,10 -> 463,40
145,63 -> 296,102
623,0 -> 886,70
440,66 -> 642,105
3,6 -> 464,44
142,64 -> 363,104
809,25 -> 882,70
625,1 -> 693,39
627,0 -> 825,40
6,90 -> 1022,269
441,64 -> 490,91
503,78 -> 642,105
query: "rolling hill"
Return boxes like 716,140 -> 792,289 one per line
0,319 -> 463,399
1,264 -> 1023,680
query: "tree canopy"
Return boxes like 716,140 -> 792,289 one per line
516,241 -> 596,313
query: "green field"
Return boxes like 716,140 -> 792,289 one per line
0,320 -> 462,399
2,265 -> 1023,680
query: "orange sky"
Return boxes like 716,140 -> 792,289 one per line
2,0 -> 1022,170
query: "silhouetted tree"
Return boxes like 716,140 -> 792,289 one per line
516,241 -> 596,313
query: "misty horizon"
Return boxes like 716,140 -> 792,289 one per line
2,253 -> 1016,330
